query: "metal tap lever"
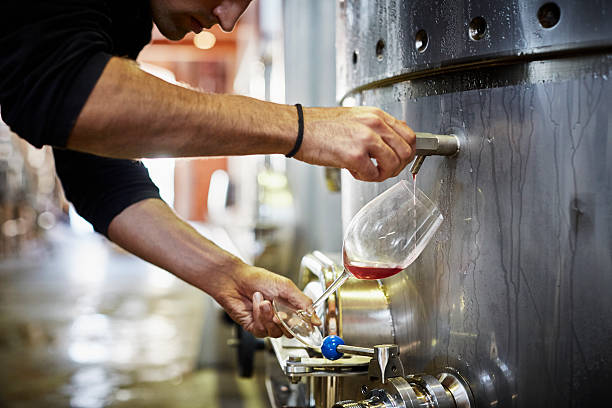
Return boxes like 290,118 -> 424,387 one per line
322,336 -> 404,384
336,344 -> 374,357
411,133 -> 460,175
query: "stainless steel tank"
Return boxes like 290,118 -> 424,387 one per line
335,1 -> 612,406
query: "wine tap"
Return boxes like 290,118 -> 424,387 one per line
321,336 -> 404,384
410,133 -> 460,176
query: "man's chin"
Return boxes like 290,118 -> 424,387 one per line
156,25 -> 188,41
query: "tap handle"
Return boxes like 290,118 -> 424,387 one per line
322,335 -> 374,360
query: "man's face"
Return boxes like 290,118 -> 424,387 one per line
150,0 -> 252,40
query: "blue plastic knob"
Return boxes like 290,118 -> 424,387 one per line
321,335 -> 345,360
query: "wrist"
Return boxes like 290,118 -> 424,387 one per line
285,104 -> 304,157
207,95 -> 298,155
183,249 -> 244,294
257,99 -> 298,155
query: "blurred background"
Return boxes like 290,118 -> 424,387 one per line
0,1 -> 340,407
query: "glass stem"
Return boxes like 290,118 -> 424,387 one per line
311,269 -> 351,310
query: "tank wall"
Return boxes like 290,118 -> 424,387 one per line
338,1 -> 612,406
337,0 -> 612,93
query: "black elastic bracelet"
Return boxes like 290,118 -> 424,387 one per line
285,103 -> 304,158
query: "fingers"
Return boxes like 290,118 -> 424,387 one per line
380,119 -> 416,173
351,108 -> 416,181
382,112 -> 416,148
272,312 -> 295,338
367,137 -> 402,181
260,299 -> 284,338
348,151 -> 379,181
252,292 -> 285,338
306,304 -> 322,326
251,292 -> 266,337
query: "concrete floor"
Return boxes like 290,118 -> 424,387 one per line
0,226 -> 270,408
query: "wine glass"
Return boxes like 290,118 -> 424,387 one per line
272,179 -> 443,348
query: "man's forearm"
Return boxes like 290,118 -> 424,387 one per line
107,197 -> 242,296
69,57 -> 296,158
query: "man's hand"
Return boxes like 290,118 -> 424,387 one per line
296,106 -> 416,182
213,264 -> 315,338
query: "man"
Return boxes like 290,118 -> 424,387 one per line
0,1 -> 416,338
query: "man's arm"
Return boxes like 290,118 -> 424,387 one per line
69,57 -> 416,182
108,198 -> 313,338
52,148 -> 304,338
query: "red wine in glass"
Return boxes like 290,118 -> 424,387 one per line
343,250 -> 404,280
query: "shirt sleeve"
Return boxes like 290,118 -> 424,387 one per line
0,1 -> 116,148
53,148 -> 162,236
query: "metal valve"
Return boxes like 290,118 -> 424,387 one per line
321,336 -> 404,384
332,372 -> 474,408
321,336 -> 473,408
410,133 -> 460,176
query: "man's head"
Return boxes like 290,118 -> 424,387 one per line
150,0 -> 252,40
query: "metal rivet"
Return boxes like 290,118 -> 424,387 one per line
415,29 -> 428,53
469,16 -> 487,40
537,2 -> 561,29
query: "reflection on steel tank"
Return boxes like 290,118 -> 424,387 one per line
267,1 -> 612,408
0,122 -> 62,256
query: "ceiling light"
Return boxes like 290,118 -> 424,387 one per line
194,31 -> 216,50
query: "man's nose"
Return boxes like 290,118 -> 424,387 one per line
212,1 -> 249,32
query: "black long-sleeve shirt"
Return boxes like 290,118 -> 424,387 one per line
0,1 -> 161,235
